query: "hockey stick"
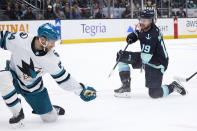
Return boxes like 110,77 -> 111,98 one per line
174,72 -> 197,82
108,43 -> 129,78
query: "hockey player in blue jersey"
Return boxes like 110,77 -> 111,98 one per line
0,23 -> 96,128
114,9 -> 186,98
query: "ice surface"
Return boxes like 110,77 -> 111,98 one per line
0,38 -> 197,131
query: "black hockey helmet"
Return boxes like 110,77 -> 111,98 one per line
140,9 -> 154,19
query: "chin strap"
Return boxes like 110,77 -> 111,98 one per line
39,38 -> 48,51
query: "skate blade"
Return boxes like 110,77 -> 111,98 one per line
10,120 -> 25,129
114,92 -> 131,98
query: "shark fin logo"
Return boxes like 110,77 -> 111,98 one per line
17,58 -> 42,79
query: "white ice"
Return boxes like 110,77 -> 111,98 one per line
0,38 -> 197,131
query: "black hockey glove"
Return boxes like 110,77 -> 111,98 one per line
126,32 -> 138,44
116,50 -> 132,63
116,50 -> 142,68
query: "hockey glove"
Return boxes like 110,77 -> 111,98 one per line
116,50 -> 142,67
116,50 -> 132,63
126,32 -> 138,44
80,83 -> 96,102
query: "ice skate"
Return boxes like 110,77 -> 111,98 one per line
53,105 -> 65,115
114,78 -> 131,98
114,86 -> 131,98
32,105 -> 65,115
9,109 -> 25,128
170,81 -> 186,95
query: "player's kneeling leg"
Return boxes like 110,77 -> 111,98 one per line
0,71 -> 24,127
148,88 -> 163,99
40,108 -> 58,123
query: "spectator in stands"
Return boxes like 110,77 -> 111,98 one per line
121,6 -> 131,18
53,0 -> 62,12
23,7 -> 36,20
95,8 -> 106,19
153,3 -> 161,18
62,0 -> 69,7
114,0 -> 120,8
37,13 -> 44,20
169,7 -> 176,17
145,0 -> 154,10
188,1 -> 197,8
133,0 -> 140,10
46,0 -> 54,6
78,0 -> 88,8
120,0 -> 127,8
13,3 -> 22,20
92,1 -> 99,10
63,3 -> 70,19
72,2 -> 81,19
44,5 -> 56,20
73,0 -> 79,6
176,6 -> 186,18
171,0 -> 181,8
162,0 -> 169,8
20,3 -> 27,19
81,8 -> 90,19
54,4 -> 66,19
5,3 -> 15,20
103,0 -> 108,8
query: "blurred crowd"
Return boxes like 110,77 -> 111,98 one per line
0,0 -> 197,20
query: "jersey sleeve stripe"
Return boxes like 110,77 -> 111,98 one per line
6,98 -> 20,107
2,89 -> 17,100
57,74 -> 71,84
51,68 -> 66,79
160,40 -> 168,58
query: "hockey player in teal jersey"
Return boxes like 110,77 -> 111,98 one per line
0,23 -> 96,128
114,9 -> 186,98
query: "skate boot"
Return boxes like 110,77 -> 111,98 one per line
53,105 -> 65,115
9,109 -> 25,128
170,81 -> 186,95
32,105 -> 65,115
114,78 -> 131,98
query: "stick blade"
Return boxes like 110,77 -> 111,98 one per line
108,69 -> 114,78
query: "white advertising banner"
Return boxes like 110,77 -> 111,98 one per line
156,19 -> 174,36
178,18 -> 197,36
61,19 -> 139,40
0,18 -> 196,44
188,9 -> 197,18
61,19 -> 173,41
0,20 -> 54,35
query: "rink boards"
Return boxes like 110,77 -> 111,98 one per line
0,18 -> 196,44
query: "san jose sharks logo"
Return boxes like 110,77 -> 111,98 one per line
17,58 -> 42,79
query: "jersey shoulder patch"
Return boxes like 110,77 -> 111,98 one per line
19,32 -> 28,39
53,50 -> 60,57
